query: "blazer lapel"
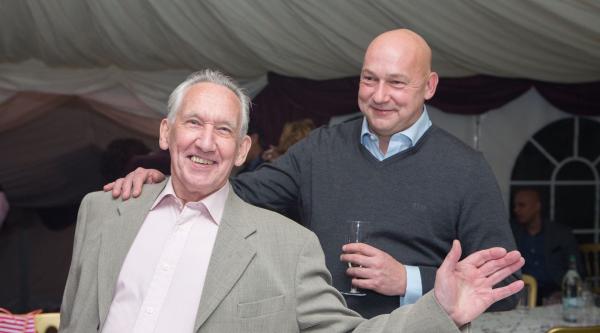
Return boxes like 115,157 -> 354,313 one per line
194,189 -> 257,331
97,181 -> 168,323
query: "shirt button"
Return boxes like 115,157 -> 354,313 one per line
162,263 -> 170,271
146,307 -> 154,315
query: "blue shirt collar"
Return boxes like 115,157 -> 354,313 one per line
360,106 -> 432,160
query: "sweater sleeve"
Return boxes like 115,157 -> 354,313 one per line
231,137 -> 309,221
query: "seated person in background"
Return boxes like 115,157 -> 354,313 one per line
262,118 -> 315,162
61,69 -> 525,332
0,185 -> 9,229
511,188 -> 580,305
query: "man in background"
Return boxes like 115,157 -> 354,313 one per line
512,188 -> 580,304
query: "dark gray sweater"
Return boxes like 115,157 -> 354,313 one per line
233,117 -> 517,318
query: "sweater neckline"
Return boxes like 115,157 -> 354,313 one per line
355,123 -> 436,166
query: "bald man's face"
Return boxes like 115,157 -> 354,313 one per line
358,31 -> 438,139
513,191 -> 541,225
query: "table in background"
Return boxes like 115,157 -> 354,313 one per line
472,304 -> 600,333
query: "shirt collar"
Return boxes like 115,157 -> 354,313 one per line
151,177 -> 229,225
361,106 -> 432,147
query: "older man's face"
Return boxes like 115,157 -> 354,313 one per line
159,82 -> 250,202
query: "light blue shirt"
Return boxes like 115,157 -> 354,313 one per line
360,107 -> 432,306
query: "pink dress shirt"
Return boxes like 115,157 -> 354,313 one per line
102,179 -> 228,333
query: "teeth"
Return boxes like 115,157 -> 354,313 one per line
190,156 -> 214,165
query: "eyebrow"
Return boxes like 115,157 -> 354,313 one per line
182,112 -> 238,129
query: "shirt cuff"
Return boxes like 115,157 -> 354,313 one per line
400,265 -> 422,306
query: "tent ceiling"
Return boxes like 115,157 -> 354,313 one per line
1,0 -> 599,82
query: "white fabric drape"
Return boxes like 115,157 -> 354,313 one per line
1,1 -> 599,207
1,0 -> 599,84
0,60 -> 268,118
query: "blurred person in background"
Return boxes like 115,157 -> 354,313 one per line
511,188 -> 580,305
262,118 -> 315,162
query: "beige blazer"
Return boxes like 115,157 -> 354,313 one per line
60,180 -> 461,332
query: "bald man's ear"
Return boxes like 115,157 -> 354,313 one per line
424,72 -> 439,100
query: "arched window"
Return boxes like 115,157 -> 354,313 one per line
510,117 -> 600,243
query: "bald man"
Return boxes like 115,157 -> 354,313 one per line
511,188 -> 579,304
106,29 -> 518,317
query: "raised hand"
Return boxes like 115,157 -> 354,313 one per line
103,167 -> 166,200
434,240 -> 524,327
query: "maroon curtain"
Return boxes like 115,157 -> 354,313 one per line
250,73 -> 600,146
250,73 -> 360,145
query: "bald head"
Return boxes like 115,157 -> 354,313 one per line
364,29 -> 433,77
513,189 -> 542,227
357,29 -> 438,142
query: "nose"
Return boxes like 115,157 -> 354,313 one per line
195,126 -> 217,152
372,82 -> 390,104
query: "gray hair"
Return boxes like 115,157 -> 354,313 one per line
167,69 -> 250,137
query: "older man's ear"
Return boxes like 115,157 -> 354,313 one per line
159,119 -> 170,150
234,135 -> 252,167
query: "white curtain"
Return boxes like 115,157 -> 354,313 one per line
1,1 -> 599,83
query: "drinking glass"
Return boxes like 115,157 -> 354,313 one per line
341,220 -> 371,296
515,288 -> 529,314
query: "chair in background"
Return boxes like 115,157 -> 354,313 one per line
546,326 -> 600,333
521,274 -> 538,308
34,313 -> 59,333
579,243 -> 600,292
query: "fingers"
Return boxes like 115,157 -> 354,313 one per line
121,173 -> 133,200
341,243 -> 383,268
149,169 -> 164,183
111,178 -> 124,199
103,181 -> 115,192
476,250 -> 522,277
487,256 -> 525,287
131,168 -> 149,197
460,246 -> 507,268
490,280 -> 525,304
341,253 -> 372,268
351,277 -> 374,290
342,242 -> 380,256
346,266 -> 371,278
440,240 -> 461,273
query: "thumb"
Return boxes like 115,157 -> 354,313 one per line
441,240 -> 461,273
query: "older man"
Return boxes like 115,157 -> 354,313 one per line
106,29 -> 518,317
61,69 -> 524,332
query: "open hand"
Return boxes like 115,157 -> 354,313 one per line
434,240 -> 524,327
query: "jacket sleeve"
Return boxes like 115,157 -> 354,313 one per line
295,232 -> 462,333
59,194 -> 91,332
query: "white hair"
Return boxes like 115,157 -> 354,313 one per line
167,69 -> 250,137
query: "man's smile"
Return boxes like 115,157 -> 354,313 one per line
190,155 -> 215,165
